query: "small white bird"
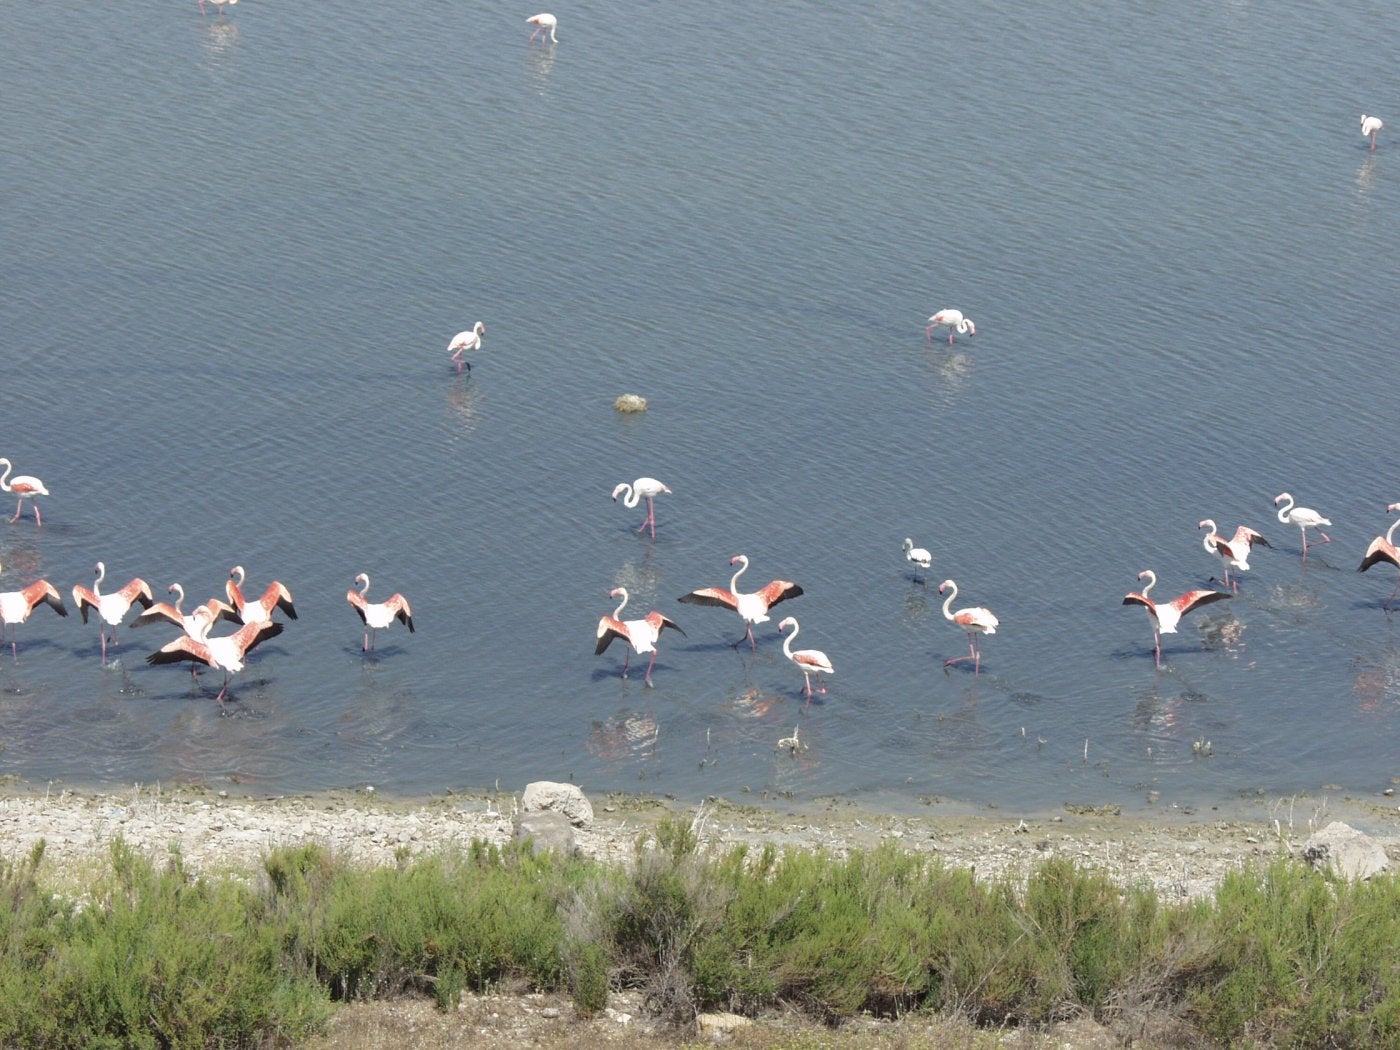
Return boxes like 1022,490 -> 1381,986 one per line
447,322 -> 486,373
526,13 -> 558,43
777,617 -> 835,702
902,538 -> 932,582
1362,113 -> 1383,151
1274,492 -> 1332,561
925,309 -> 975,346
346,573 -> 415,652
611,477 -> 671,540
776,726 -> 803,754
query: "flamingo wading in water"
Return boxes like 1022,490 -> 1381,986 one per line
0,561 -> 67,661
526,13 -> 557,42
1362,114 -> 1383,151
938,579 -> 998,674
777,616 -> 834,702
595,587 -> 685,686
925,309 -> 975,346
72,562 -> 155,664
612,478 -> 670,540
902,538 -> 932,583
226,566 -> 298,625
1274,492 -> 1331,561
448,322 -> 486,373
1358,503 -> 1400,608
0,458 -> 49,526
132,583 -> 239,638
679,555 -> 803,651
1122,570 -> 1230,669
146,606 -> 284,705
1199,519 -> 1270,592
346,573 -> 414,652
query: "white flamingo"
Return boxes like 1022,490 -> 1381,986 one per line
0,561 -> 67,661
1122,570 -> 1231,669
938,579 -> 998,674
595,587 -> 685,686
611,477 -> 671,540
925,309 -> 976,346
1358,503 -> 1400,607
198,0 -> 237,14
145,606 -> 284,704
0,458 -> 49,526
1362,114 -> 1383,150
1199,519 -> 1270,592
679,555 -> 803,651
226,566 -> 298,625
526,13 -> 558,43
72,562 -> 155,664
777,616 -> 834,701
132,583 -> 239,638
346,573 -> 415,652
1274,492 -> 1332,561
447,322 -> 486,373
902,538 -> 932,582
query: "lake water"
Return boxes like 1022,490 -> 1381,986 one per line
2,0 -> 1398,817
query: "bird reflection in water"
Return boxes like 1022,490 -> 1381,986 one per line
201,19 -> 239,62
445,377 -> 481,433
587,711 -> 659,767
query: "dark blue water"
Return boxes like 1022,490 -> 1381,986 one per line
2,0 -> 1398,814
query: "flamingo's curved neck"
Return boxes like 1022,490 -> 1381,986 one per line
729,556 -> 750,594
941,582 -> 959,621
1276,495 -> 1295,524
1200,521 -> 1218,553
93,563 -> 106,596
0,461 -> 10,491
620,485 -> 638,509
780,620 -> 798,657
170,583 -> 185,612
611,589 -> 629,619
1388,516 -> 1400,546
1139,570 -> 1157,600
357,575 -> 372,598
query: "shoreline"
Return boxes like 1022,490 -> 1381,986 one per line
4,776 -> 1398,898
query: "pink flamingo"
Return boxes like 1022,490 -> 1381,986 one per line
1358,503 -> 1400,607
938,578 -> 997,673
346,573 -> 414,652
925,309 -> 976,346
0,458 -> 49,526
611,477 -> 670,539
226,566 -> 298,625
132,583 -> 240,676
526,13 -> 558,43
777,616 -> 834,702
0,561 -> 67,661
145,606 -> 284,704
1122,570 -> 1230,669
447,322 -> 486,373
1274,492 -> 1331,561
1362,114 -> 1383,151
72,562 -> 155,664
595,587 -> 685,686
1199,519 -> 1270,592
679,555 -> 803,651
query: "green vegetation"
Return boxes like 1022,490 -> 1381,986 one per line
2,822 -> 1400,1047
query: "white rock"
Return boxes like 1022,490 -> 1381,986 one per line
1301,821 -> 1390,880
520,782 -> 594,828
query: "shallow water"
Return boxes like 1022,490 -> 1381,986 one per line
2,0 -> 1399,813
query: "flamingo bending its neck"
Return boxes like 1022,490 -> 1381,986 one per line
145,606 -> 283,704
0,458 -> 49,526
0,561 -> 67,661
1362,114 -> 1383,151
612,478 -> 671,540
925,309 -> 975,346
1198,519 -> 1270,592
1358,503 -> 1400,607
595,587 -> 685,686
526,13 -> 557,43
1274,492 -> 1331,561
679,555 -> 803,651
447,322 -> 486,373
777,616 -> 834,702
72,562 -> 155,664
347,573 -> 414,652
226,565 -> 298,625
1122,570 -> 1230,669
938,579 -> 997,674
902,538 -> 932,583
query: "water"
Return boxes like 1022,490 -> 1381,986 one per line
2,0 -> 1398,815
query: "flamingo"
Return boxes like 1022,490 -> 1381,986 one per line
346,573 -> 414,652
1274,492 -> 1332,561
226,566 -> 297,625
526,13 -> 558,43
678,555 -> 803,651
1122,570 -> 1231,669
925,309 -> 976,346
0,561 -> 67,661
902,538 -> 932,582
447,322 -> 486,373
938,579 -> 998,674
1358,503 -> 1400,607
71,563 -> 155,664
1199,519 -> 1270,592
198,0 -> 237,13
1362,114 -> 1383,150
595,587 -> 685,686
145,606 -> 284,704
777,616 -> 834,702
131,583 -> 239,637
612,478 -> 671,540
0,458 -> 49,526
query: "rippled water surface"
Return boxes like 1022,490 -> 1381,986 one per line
2,0 -> 1399,814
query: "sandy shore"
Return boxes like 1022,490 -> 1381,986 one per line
4,778 -> 1399,897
